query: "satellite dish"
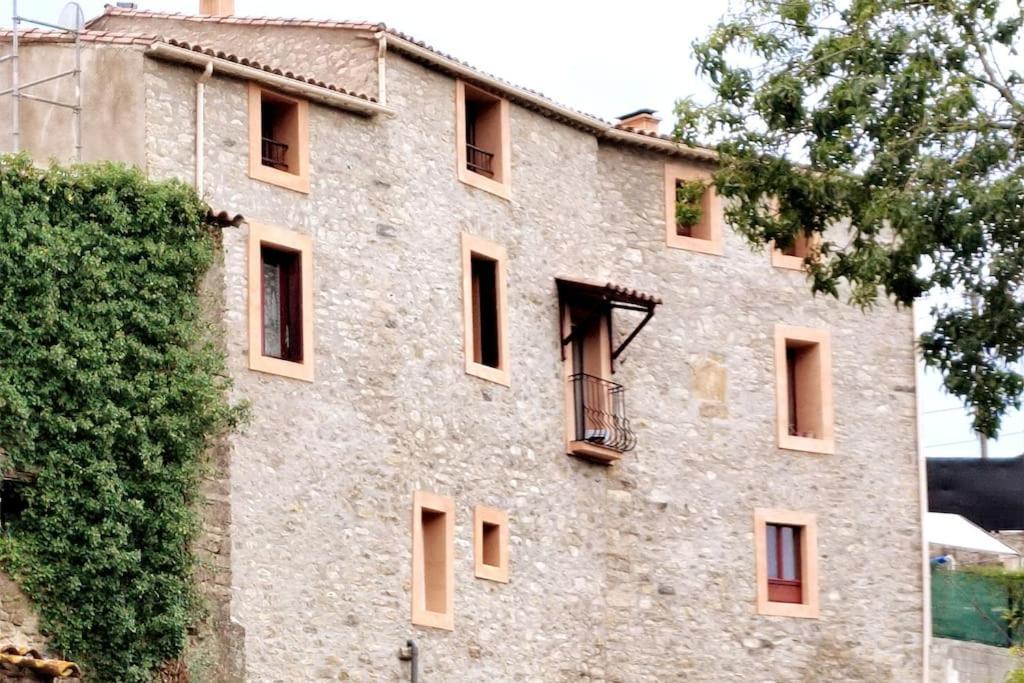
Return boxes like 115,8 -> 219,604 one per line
57,2 -> 85,31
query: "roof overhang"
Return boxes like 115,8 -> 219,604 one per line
556,277 -> 661,369
146,41 -> 395,117
926,512 -> 1021,555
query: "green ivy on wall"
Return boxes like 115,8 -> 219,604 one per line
675,179 -> 707,231
0,156 -> 239,681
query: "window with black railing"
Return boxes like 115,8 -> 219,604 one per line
463,85 -> 503,181
569,372 -> 636,453
260,94 -> 298,174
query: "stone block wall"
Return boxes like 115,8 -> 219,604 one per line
132,30 -> 924,680
0,574 -> 47,654
931,637 -> 1018,683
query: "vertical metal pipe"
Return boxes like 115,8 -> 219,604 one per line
195,61 -> 213,196
11,0 -> 19,153
73,23 -> 81,160
406,640 -> 418,683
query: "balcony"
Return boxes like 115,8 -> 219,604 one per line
568,372 -> 636,463
261,137 -> 289,171
466,143 -> 494,178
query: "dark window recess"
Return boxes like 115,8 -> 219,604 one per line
421,508 -> 447,613
464,87 -> 501,179
785,340 -> 822,439
781,231 -> 810,258
260,96 -> 297,172
766,523 -> 802,603
481,521 -> 500,567
261,245 -> 303,362
471,255 -> 500,368
1,477 -> 29,529
786,345 -> 799,436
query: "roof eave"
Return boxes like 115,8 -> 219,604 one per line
385,34 -> 716,161
146,41 -> 395,117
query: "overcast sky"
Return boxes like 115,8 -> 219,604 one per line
4,0 -> 732,129
5,0 -> 1023,456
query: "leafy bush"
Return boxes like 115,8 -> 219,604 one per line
0,156 -> 238,681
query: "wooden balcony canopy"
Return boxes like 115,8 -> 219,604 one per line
556,277 -> 662,370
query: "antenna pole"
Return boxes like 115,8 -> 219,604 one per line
73,20 -> 81,160
11,0 -> 19,153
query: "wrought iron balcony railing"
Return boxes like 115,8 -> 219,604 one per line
261,137 -> 289,170
466,143 -> 495,177
569,372 -> 636,453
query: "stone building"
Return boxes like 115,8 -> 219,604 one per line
0,1 -> 927,680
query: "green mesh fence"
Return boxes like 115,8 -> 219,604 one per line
932,567 -> 1012,647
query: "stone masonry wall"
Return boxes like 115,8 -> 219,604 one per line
90,14 -> 379,99
0,573 -> 48,655
138,41 -> 924,681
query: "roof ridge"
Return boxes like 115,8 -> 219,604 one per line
87,4 -> 716,160
89,5 -> 383,31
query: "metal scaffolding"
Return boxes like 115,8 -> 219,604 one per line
0,0 -> 83,159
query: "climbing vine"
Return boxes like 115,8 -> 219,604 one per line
674,179 -> 707,231
0,156 -> 239,681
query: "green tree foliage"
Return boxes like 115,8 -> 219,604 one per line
675,179 -> 708,230
677,0 -> 1024,436
0,156 -> 238,681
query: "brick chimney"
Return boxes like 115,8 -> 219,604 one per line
616,109 -> 661,134
199,0 -> 234,15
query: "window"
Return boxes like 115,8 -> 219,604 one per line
474,505 -> 509,583
771,230 -> 819,271
774,325 -> 834,454
0,472 -> 31,529
556,279 -> 660,464
248,84 -> 310,193
260,246 -> 302,362
461,234 -> 509,385
412,491 -> 454,630
754,508 -> 819,618
766,524 -> 802,603
456,80 -> 511,199
664,162 -> 722,255
248,223 -> 314,381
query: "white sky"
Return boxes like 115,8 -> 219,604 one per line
4,0 -> 731,128
4,0 -> 1022,457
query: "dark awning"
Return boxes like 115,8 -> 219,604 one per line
928,456 -> 1024,531
556,277 -> 661,369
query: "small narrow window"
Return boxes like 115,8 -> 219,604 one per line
775,325 -> 834,454
248,223 -> 314,381
755,508 -> 819,618
412,491 -> 454,630
766,523 -> 802,603
456,81 -> 511,198
248,84 -> 309,193
674,179 -> 714,241
474,506 -> 509,583
664,163 -> 722,255
0,473 -> 31,530
261,246 -> 303,363
771,230 -> 820,270
471,256 -> 499,369
461,234 -> 509,385
260,96 -> 298,173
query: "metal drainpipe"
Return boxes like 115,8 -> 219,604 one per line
194,61 -> 213,197
399,639 -> 418,682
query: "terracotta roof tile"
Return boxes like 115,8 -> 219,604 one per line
88,6 -> 381,31
0,29 -> 376,102
0,27 -> 158,45
0,646 -> 80,679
